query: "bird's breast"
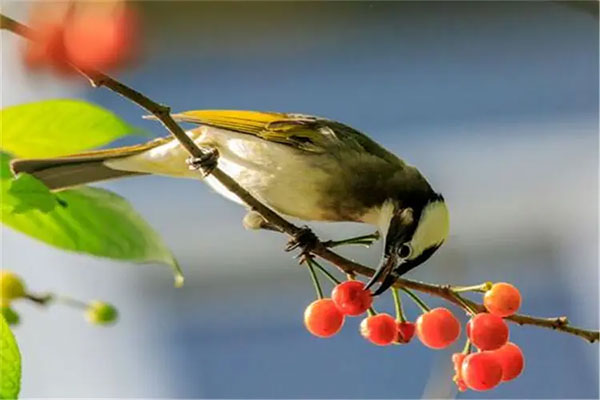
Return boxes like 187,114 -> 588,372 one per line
109,127 -> 412,224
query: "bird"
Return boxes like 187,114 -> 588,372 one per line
10,110 -> 449,295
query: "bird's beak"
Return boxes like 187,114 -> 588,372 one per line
364,241 -> 399,296
364,210 -> 412,295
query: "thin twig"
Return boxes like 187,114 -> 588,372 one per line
306,256 -> 341,286
2,13 -> 598,344
304,257 -> 323,300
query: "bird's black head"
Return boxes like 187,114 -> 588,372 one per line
365,194 -> 449,295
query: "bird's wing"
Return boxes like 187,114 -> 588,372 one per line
153,110 -> 400,163
168,110 -> 341,153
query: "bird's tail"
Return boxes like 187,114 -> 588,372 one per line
9,141 -> 162,191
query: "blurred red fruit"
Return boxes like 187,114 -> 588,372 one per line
63,4 -> 138,71
360,314 -> 397,346
452,353 -> 468,392
22,14 -> 73,75
304,299 -> 345,338
491,342 -> 524,381
395,321 -> 416,343
484,282 -> 521,317
22,1 -> 138,74
461,352 -> 503,391
416,307 -> 461,349
467,313 -> 509,351
331,280 -> 372,316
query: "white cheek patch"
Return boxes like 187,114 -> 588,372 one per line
409,200 -> 450,259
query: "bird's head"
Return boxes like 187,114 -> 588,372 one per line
365,194 -> 450,295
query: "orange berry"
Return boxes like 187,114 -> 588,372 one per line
304,299 -> 345,338
484,282 -> 521,317
461,352 -> 503,391
416,307 -> 461,349
452,353 -> 468,392
395,321 -> 416,344
332,280 -> 373,316
360,314 -> 397,346
467,313 -> 509,351
490,342 -> 524,381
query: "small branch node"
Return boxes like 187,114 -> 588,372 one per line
155,105 -> 171,117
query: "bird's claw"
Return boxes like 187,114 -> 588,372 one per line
286,226 -> 319,256
187,149 -> 219,177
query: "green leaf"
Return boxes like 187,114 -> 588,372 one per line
0,99 -> 147,158
0,156 -> 183,286
0,153 -> 13,181
8,174 -> 61,214
0,314 -> 21,399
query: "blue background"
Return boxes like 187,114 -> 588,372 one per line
2,2 -> 598,398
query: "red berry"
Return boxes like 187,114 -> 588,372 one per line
416,307 -> 461,349
304,299 -> 345,338
484,283 -> 522,317
395,321 -> 416,343
491,342 -> 524,381
452,353 -> 468,392
360,314 -> 397,346
331,280 -> 373,316
461,352 -> 503,391
63,4 -> 138,71
467,313 -> 509,351
23,23 -> 71,73
22,2 -> 74,74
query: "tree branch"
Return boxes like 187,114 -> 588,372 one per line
2,13 -> 598,344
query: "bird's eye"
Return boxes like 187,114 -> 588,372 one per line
398,243 -> 412,259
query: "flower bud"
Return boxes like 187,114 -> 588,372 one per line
85,301 -> 118,325
0,270 -> 26,306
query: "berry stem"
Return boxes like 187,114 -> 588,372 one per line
367,307 -> 377,316
24,292 -> 53,305
462,339 -> 472,355
25,292 -> 90,310
307,257 -> 341,285
449,290 -> 479,315
400,287 -> 431,313
305,257 -> 324,300
55,295 -> 90,310
452,282 -> 493,293
391,287 -> 407,322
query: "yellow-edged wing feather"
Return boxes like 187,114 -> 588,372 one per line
169,110 -> 339,153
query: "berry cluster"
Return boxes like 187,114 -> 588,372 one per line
303,277 -> 524,393
22,1 -> 137,74
304,280 -> 460,347
453,283 -> 524,392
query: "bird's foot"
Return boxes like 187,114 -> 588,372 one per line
322,232 -> 380,248
186,148 -> 219,177
243,211 -> 280,232
285,226 -> 319,255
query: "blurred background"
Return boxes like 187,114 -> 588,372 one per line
1,1 -> 598,398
